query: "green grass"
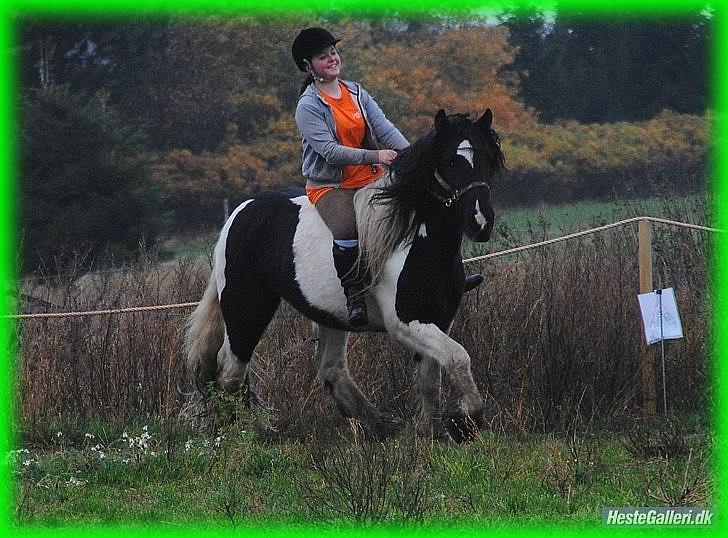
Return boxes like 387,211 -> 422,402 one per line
497,194 -> 708,235
12,416 -> 714,528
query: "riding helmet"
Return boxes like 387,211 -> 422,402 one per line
292,27 -> 341,72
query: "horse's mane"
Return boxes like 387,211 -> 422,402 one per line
355,114 -> 505,284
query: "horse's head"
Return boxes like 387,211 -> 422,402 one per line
430,109 -> 505,242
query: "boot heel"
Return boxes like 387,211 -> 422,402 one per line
347,296 -> 368,327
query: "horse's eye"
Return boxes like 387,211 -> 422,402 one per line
449,159 -> 455,167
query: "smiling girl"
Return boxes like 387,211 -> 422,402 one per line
292,27 -> 409,327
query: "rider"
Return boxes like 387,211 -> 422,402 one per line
292,27 -> 409,327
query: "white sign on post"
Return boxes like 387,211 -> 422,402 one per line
638,288 -> 684,345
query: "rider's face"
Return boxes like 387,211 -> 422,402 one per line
309,46 -> 341,81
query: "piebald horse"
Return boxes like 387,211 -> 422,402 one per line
185,109 -> 505,441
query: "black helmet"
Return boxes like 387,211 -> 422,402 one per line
292,27 -> 340,72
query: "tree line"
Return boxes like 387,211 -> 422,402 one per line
16,10 -> 711,273
500,8 -> 711,123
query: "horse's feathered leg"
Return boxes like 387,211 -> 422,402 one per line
384,319 -> 484,441
316,325 -> 401,437
413,317 -> 463,441
413,353 -> 445,439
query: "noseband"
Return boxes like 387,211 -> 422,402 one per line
430,169 -> 490,208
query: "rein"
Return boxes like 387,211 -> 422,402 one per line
430,169 -> 490,208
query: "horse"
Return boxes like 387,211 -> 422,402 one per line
185,108 -> 505,442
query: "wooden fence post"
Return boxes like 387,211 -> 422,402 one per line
638,219 -> 657,415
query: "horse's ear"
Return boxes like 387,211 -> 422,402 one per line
434,109 -> 448,132
476,109 -> 493,131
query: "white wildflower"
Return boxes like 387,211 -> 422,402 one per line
7,449 -> 31,466
84,433 -> 95,439
56,431 -> 63,437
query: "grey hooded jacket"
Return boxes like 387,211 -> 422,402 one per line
295,80 -> 409,188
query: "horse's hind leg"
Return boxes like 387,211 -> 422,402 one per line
413,353 -> 447,439
316,325 -> 401,436
218,277 -> 280,399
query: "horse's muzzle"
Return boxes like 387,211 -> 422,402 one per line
467,213 -> 494,242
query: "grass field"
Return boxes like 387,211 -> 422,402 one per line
13,412 -> 713,528
498,194 -> 707,233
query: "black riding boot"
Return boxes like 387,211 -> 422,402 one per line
332,243 -> 369,327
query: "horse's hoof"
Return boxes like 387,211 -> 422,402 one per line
444,411 -> 483,443
436,428 -> 456,444
374,415 -> 403,438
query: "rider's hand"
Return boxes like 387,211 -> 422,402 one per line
377,149 -> 398,165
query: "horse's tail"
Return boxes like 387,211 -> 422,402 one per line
185,271 -> 224,394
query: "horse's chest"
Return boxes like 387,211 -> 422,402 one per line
394,232 -> 464,328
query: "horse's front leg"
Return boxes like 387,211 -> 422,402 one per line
316,325 -> 402,437
386,318 -> 485,442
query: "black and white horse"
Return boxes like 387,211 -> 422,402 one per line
185,109 -> 505,441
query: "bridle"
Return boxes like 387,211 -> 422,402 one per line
430,168 -> 490,208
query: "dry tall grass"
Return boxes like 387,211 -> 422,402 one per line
14,218 -> 710,436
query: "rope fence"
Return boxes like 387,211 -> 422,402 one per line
7,302 -> 200,320
462,216 -> 724,264
5,216 -> 723,320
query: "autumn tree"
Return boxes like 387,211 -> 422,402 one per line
351,22 -> 536,139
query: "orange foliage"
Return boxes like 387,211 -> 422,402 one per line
356,25 -> 536,138
499,110 -> 709,204
151,18 -> 706,218
154,19 -> 537,211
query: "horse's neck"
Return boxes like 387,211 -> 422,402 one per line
353,182 -> 464,282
